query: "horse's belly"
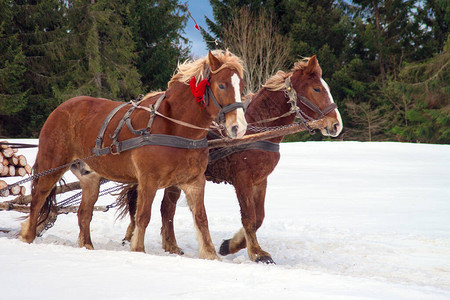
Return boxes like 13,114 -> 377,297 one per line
85,146 -> 208,187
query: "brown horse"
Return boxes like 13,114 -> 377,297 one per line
20,50 -> 247,260
117,55 -> 342,263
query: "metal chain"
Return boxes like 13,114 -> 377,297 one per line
56,182 -> 123,213
0,154 -> 98,194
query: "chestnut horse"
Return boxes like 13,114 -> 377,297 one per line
117,55 -> 342,263
20,50 -> 247,260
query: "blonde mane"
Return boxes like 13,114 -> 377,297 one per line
263,57 -> 311,91
141,50 -> 243,101
169,49 -> 243,87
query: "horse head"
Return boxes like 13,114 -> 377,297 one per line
290,55 -> 343,137
206,50 -> 247,138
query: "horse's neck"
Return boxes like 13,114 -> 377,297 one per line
156,83 -> 214,139
246,88 -> 296,144
247,88 -> 296,126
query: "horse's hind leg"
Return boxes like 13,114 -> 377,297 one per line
122,185 -> 138,243
20,168 -> 68,243
20,147 -> 73,243
75,170 -> 101,249
160,186 -> 184,255
180,177 -> 219,260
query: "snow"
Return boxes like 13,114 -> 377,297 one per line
1,140 -> 449,299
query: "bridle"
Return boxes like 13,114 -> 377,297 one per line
195,78 -> 246,124
206,87 -> 245,124
284,76 -> 337,128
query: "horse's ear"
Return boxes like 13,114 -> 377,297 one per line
208,50 -> 222,72
305,55 -> 318,74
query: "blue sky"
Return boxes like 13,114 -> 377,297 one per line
184,0 -> 214,58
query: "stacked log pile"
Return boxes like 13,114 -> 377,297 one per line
0,141 -> 32,197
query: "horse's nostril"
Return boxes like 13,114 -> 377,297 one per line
231,125 -> 239,136
333,122 -> 339,133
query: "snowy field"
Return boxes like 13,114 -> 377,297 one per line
1,140 -> 449,299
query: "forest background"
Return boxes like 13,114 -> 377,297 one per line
0,0 -> 448,143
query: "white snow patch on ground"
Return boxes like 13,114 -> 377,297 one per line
1,140 -> 449,299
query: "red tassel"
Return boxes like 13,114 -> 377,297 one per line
194,24 -> 199,31
189,76 -> 209,108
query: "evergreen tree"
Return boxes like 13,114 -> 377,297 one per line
1,0 -> 70,137
350,0 -> 424,85
0,0 -> 27,125
60,0 -> 141,101
417,0 -> 449,56
384,38 -> 450,143
126,0 -> 189,91
279,0 -> 351,79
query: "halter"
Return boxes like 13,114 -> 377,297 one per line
190,76 -> 245,124
284,77 -> 337,128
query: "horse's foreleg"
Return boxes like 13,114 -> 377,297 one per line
251,180 -> 273,264
76,172 -> 101,249
220,180 -> 273,263
160,186 -> 184,255
130,181 -> 157,253
181,178 -> 219,260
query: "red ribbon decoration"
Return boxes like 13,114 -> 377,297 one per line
189,76 -> 209,108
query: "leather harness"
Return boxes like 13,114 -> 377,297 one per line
92,75 -> 337,158
92,85 -> 245,156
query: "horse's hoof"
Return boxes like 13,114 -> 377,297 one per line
255,255 -> 276,264
219,239 -> 230,256
83,244 -> 94,250
167,248 -> 184,255
122,239 -> 130,246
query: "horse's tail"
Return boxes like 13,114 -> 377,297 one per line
115,184 -> 138,220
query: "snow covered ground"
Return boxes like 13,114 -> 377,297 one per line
1,140 -> 449,299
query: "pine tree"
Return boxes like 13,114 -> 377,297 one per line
126,0 -> 189,91
0,0 -> 27,120
60,0 -> 141,101
350,0 -> 424,85
417,0 -> 449,56
385,38 -> 450,143
1,0 -> 70,137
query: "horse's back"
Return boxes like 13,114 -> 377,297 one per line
38,96 -> 122,156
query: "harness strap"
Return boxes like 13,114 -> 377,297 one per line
93,103 -> 128,156
133,104 -> 211,131
111,106 -> 137,141
209,140 -> 279,162
94,134 -> 208,156
125,93 -> 166,136
146,93 -> 166,132
297,95 -> 337,119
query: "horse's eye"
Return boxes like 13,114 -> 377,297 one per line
313,87 -> 321,93
218,84 -> 225,90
